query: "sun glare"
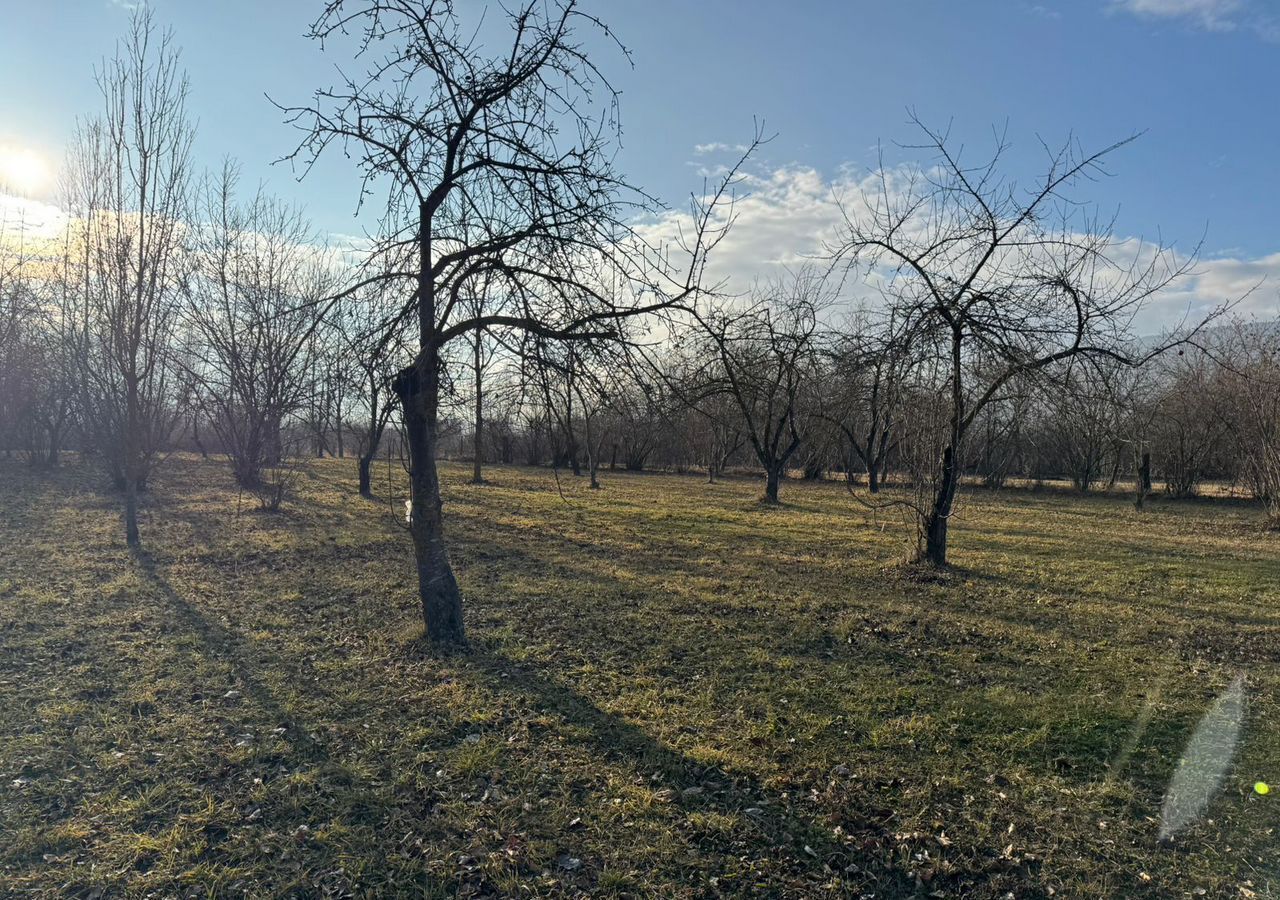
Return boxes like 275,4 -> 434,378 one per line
0,144 -> 52,197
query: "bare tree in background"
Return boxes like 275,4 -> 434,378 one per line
529,340 -> 615,489
831,119 -> 1209,566
1150,350 -> 1229,499
64,9 -> 195,546
183,163 -> 335,507
1105,364 -> 1159,509
1219,321 -> 1280,523
822,306 -> 912,493
607,373 -> 668,473
1039,360 -> 1125,492
0,236 -> 41,459
529,339 -> 585,476
694,268 -> 827,504
283,0 -> 749,643
568,343 -> 635,490
659,348 -> 745,483
455,270 -> 503,485
966,369 -> 1034,491
347,279 -> 408,497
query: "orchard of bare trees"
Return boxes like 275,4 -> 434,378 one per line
0,0 -> 1272,644
7,3 -> 1280,897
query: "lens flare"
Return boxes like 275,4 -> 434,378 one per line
1158,674 -> 1246,841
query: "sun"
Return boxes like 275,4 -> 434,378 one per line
0,144 -> 52,197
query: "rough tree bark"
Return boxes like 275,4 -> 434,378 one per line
921,445 -> 957,566
394,204 -> 466,643
764,463 -> 784,504
471,327 -> 484,485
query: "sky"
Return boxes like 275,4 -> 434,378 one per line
0,0 -> 1276,321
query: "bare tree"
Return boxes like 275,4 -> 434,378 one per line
0,236 -> 47,460
1106,364 -> 1160,509
1150,350 -> 1229,499
344,278 -> 408,496
64,9 -> 195,546
527,339 -> 592,479
693,268 -> 828,504
831,119 -> 1208,565
607,368 -> 669,473
821,306 -> 912,493
183,164 -> 335,506
1039,360 -> 1125,492
967,375 -> 1033,491
665,349 -> 747,484
1218,321 -> 1280,523
453,270 -> 505,485
282,0 -> 748,642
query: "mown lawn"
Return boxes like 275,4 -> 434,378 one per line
1,455 -> 1278,898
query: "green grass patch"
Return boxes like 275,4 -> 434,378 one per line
1,456 -> 1278,897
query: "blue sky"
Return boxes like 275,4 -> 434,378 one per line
0,0 -> 1275,317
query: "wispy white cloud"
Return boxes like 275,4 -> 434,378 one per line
1027,4 -> 1063,20
642,163 -> 1280,331
1113,0 -> 1243,30
692,142 -> 751,156
1109,0 -> 1279,39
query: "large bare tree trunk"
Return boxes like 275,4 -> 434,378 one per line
398,203 -> 465,644
764,465 -> 781,504
471,329 -> 484,485
398,359 -> 465,644
358,454 -> 374,496
920,444 -> 957,566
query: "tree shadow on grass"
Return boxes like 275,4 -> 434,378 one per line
131,547 -> 326,764
449,635 -> 914,896
130,540 -> 910,894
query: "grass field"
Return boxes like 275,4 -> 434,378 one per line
2,455 -> 1279,898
